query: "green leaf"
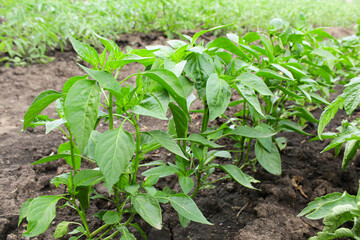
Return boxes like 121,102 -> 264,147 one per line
133,92 -> 169,120
54,221 -> 72,239
235,83 -> 264,117
342,140 -> 358,171
291,107 -> 319,123
18,199 -> 33,226
79,65 -> 121,98
62,76 -> 87,95
179,176 -> 194,194
298,192 -> 343,217
207,37 -> 249,60
119,226 -> 136,240
255,140 -> 281,175
184,52 -> 216,99
169,103 -> 188,138
236,72 -> 273,96
260,35 -> 274,62
191,25 -> 231,46
168,193 -> 212,225
306,192 -> 357,220
256,69 -> 291,81
23,90 -> 64,130
77,186 -> 90,209
84,130 -> 101,159
142,165 -> 176,178
230,125 -> 276,139
146,130 -> 188,160
343,77 -> 360,116
95,128 -> 135,189
271,64 -> 294,80
131,194 -> 162,230
219,164 -> 256,189
51,172 -> 71,188
23,196 -> 62,237
178,214 -> 191,228
58,142 -> 81,170
31,154 -> 72,165
278,120 -> 312,136
65,80 -> 101,153
206,73 -> 231,121
312,48 -> 337,69
46,118 -> 67,134
103,211 -> 120,224
73,169 -> 104,188
141,69 -> 189,119
184,134 -> 223,148
318,96 -> 344,138
69,36 -> 99,67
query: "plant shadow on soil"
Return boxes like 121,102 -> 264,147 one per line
0,29 -> 359,240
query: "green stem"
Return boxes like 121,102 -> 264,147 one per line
201,98 -> 209,133
91,224 -> 111,238
236,102 -> 247,167
191,170 -> 202,199
130,114 -> 141,184
108,93 -> 114,130
245,138 -> 251,163
69,133 -> 77,174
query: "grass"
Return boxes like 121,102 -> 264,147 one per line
1,0 -> 360,64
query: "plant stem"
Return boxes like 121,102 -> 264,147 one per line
108,93 -> 114,130
236,102 -> 247,167
90,224 -> 111,238
69,133 -> 77,174
201,98 -> 209,133
130,114 -> 141,184
191,171 -> 202,199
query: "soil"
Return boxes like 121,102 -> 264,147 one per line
1,28 -> 359,240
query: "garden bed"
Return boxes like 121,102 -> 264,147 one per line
1,29 -> 359,240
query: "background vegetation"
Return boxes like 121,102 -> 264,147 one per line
1,0 -> 360,64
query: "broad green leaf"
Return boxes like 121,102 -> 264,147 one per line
169,193 -> 212,225
191,25 -> 231,46
178,214 -> 191,228
322,133 -> 358,153
309,28 -> 336,40
77,186 -> 90,209
312,49 -> 337,69
298,192 -> 343,217
318,96 -> 344,138
343,77 -> 360,116
310,92 -> 330,105
79,65 -> 121,98
179,176 -> 194,194
64,80 -> 101,153
131,194 -> 162,230
45,118 -> 67,134
207,37 -> 249,60
23,196 -> 62,237
18,199 -> 33,226
277,85 -> 303,100
141,69 -> 189,119
306,192 -> 357,220
184,134 -> 223,148
50,172 -> 71,188
69,37 -> 99,67
62,76 -> 87,95
235,83 -> 264,117
260,35 -> 274,62
125,183 -> 140,195
236,72 -> 273,96
342,140 -> 358,171
119,226 -> 136,240
146,130 -> 188,160
206,74 -> 231,121
230,125 -> 276,139
23,90 -> 64,130
58,142 -> 81,170
271,64 -> 294,80
103,211 -> 120,224
255,140 -> 281,175
133,92 -> 169,120
256,69 -> 291,81
54,221 -> 72,239
93,32 -> 122,58
142,165 -> 176,178
169,103 -> 188,138
95,128 -> 135,189
218,164 -> 256,189
184,52 -> 216,98
84,130 -> 101,159
278,120 -> 312,136
73,169 -> 104,188
291,107 -> 319,123
31,154 -> 72,165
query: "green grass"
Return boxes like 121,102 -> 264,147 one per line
1,0 -> 360,64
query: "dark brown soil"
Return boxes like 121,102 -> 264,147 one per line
1,28 -> 359,240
